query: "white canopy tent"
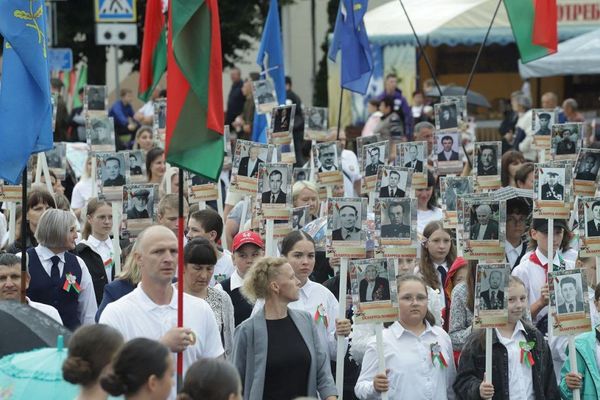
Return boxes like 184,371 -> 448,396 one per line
518,28 -> 600,78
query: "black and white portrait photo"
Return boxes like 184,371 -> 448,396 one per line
271,105 -> 295,134
470,204 -> 499,241
100,154 -> 126,187
575,151 -> 600,181
359,263 -> 391,302
363,142 -> 387,177
45,143 -> 67,179
261,168 -> 287,204
400,142 -> 425,173
442,176 -> 472,211
127,188 -> 153,219
436,133 -> 460,161
252,79 -> 277,113
236,144 -> 268,178
293,167 -> 309,183
378,169 -> 407,198
479,269 -> 505,310
332,203 -> 362,241
128,151 -> 144,177
435,102 -> 459,131
585,200 -> 600,237
556,274 -> 584,315
552,124 -> 580,156
291,206 -> 309,230
86,85 -> 106,111
539,169 -> 565,201
476,144 -> 499,176
305,107 -> 328,132
533,110 -> 554,136
380,200 -> 411,239
88,116 -> 115,148
316,142 -> 339,173
154,100 -> 167,130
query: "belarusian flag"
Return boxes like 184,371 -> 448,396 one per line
138,0 -> 166,102
504,0 -> 557,64
166,0 -> 224,181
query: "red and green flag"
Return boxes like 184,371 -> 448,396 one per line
138,0 -> 167,102
166,0 -> 224,181
503,0 -> 557,63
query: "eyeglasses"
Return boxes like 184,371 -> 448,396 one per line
399,294 -> 428,304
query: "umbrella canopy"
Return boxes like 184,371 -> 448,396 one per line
425,85 -> 491,108
0,301 -> 72,357
0,336 -> 79,400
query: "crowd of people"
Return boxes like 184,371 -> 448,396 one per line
1,71 -> 600,400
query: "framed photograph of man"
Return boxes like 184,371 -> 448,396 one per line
374,198 -> 417,258
577,197 -> 600,256
257,163 -> 292,220
532,109 -> 556,149
231,139 -> 274,195
434,131 -> 463,175
573,148 -> 600,196
123,183 -> 159,238
326,197 -> 367,258
551,123 -> 582,160
45,143 -> 67,180
375,166 -> 411,199
473,263 -> 509,328
440,95 -> 468,125
96,152 -> 126,201
153,99 -> 167,146
252,79 -> 278,115
293,167 -> 310,184
313,141 -> 343,187
268,105 -> 295,145
434,102 -> 460,131
84,85 -> 107,114
87,116 -> 116,152
291,206 -> 310,231
533,163 -> 572,219
349,258 -> 399,324
356,135 -> 381,165
548,269 -> 591,336
125,150 -> 146,183
361,141 -> 388,194
463,198 -> 506,261
441,175 -> 474,228
303,107 -> 329,141
187,174 -> 219,203
397,141 -> 426,173
473,141 -> 501,191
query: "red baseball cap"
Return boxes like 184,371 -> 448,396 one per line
232,230 -> 265,252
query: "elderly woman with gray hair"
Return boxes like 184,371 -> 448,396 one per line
26,208 -> 98,329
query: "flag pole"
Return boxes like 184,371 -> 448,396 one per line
176,168 -> 185,390
20,168 -> 27,304
336,87 -> 344,141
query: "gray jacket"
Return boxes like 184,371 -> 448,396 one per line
232,307 -> 337,400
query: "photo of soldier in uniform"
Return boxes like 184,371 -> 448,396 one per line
380,200 -> 410,239
539,170 -> 565,201
359,263 -> 391,302
86,85 -> 106,111
575,152 -> 600,181
364,144 -> 386,177
533,110 -> 554,135
127,189 -> 152,219
101,155 -> 126,187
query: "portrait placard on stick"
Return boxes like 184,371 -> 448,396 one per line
84,85 -> 107,116
473,263 -> 510,329
396,141 -> 427,174
551,123 -> 582,161
548,269 -> 592,336
578,197 -> 600,256
463,198 -> 506,261
122,183 -> 159,238
277,142 -> 296,165
230,139 -> 274,195
313,141 -> 343,187
434,102 -> 461,131
187,174 -> 219,203
153,98 -> 167,147
532,109 -> 556,150
361,141 -> 388,194
533,163 -> 573,219
96,152 -> 126,201
573,148 -> 600,196
440,95 -> 468,129
356,135 -> 381,166
252,79 -> 278,115
441,175 -> 474,228
293,167 -> 310,184
434,131 -> 463,175
375,166 -> 411,199
474,141 -> 501,191
269,105 -> 295,145
303,107 -> 329,141
326,197 -> 368,258
257,163 -> 292,220
350,258 -> 399,324
291,206 -> 310,231
374,197 -> 417,258
87,116 -> 116,152
45,143 -> 67,181
125,150 -> 147,183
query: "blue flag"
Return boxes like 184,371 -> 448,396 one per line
252,0 -> 286,143
0,0 -> 53,184
328,0 -> 373,95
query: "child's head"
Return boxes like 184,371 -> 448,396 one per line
396,274 -> 435,327
577,256 -> 597,288
157,194 -> 189,234
397,258 -> 416,276
529,219 -> 571,255
187,209 -> 223,245
231,231 -> 265,277
507,276 -> 528,324
506,198 -> 530,243
445,257 -> 467,300
419,221 -> 456,290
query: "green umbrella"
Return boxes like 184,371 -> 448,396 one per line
0,336 -> 79,400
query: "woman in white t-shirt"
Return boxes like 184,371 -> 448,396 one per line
416,172 -> 442,236
71,155 -> 94,218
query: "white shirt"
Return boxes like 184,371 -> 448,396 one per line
28,297 -> 63,324
341,149 -> 361,197
100,284 -> 224,399
70,179 -> 93,210
252,279 -> 343,360
476,223 -> 488,240
494,321 -> 535,400
210,250 -> 235,287
247,158 -> 257,176
505,240 -> 524,268
83,235 -> 114,283
138,100 -> 154,118
417,208 -> 443,236
31,245 -> 97,325
355,321 -> 456,400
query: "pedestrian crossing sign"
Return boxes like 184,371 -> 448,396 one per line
95,0 -> 137,22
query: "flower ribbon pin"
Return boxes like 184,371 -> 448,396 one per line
430,342 -> 448,368
519,340 -> 536,367
314,304 -> 329,328
63,272 -> 81,293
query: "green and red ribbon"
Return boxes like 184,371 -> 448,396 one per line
430,342 -> 448,368
63,272 -> 81,294
314,304 -> 329,328
519,340 -> 536,367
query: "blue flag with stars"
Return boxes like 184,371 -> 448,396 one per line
0,0 -> 53,184
252,0 -> 286,143
328,0 -> 373,95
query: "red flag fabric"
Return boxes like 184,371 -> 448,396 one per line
532,0 -> 558,52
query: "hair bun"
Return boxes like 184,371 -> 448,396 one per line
100,373 -> 128,396
62,356 -> 93,385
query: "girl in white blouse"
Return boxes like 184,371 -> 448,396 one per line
355,274 -> 456,399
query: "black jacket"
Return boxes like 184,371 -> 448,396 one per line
454,322 -> 559,400
75,242 -> 113,306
